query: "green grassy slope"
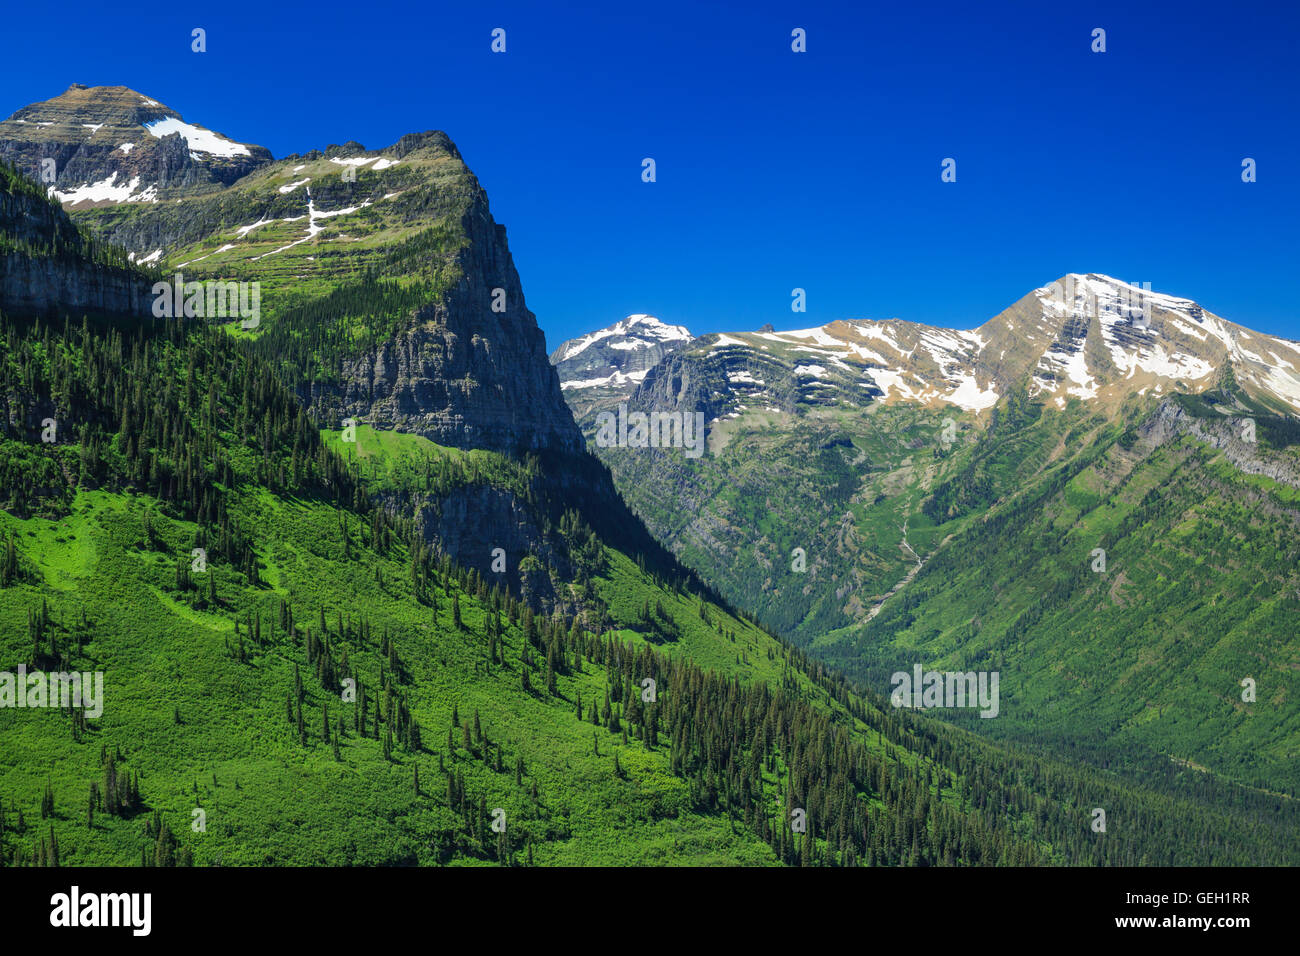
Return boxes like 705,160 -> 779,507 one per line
4,309 -> 1297,865
821,389 -> 1300,797
0,486 -> 782,865
5,480 -> 1298,866
5,151 -> 1299,867
72,135 -> 472,324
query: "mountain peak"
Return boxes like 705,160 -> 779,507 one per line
552,314 -> 692,365
0,84 -> 272,205
549,314 -> 695,417
969,274 -> 1300,413
7,84 -> 179,126
554,275 -> 1300,423
617,313 -> 691,339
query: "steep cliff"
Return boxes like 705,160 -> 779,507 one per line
302,187 -> 585,457
0,160 -> 153,318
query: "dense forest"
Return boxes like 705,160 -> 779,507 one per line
3,151 -> 1297,867
2,301 -> 1298,865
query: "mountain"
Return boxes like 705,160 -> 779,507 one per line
2,79 -> 1298,867
613,275 -> 1300,428
10,156 -> 1294,867
0,84 -> 271,206
561,275 -> 1300,799
549,314 -> 692,419
48,118 -> 583,459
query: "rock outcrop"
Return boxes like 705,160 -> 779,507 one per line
0,252 -> 153,318
1140,398 -> 1300,488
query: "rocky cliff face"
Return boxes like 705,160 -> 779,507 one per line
305,188 -> 585,457
0,84 -> 272,206
0,170 -> 152,318
1140,398 -> 1300,488
0,252 -> 153,318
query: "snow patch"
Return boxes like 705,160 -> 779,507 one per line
144,117 -> 251,158
945,373 -> 999,411
129,249 -> 163,265
328,156 -> 399,170
793,364 -> 827,378
870,369 -> 924,403
236,218 -> 275,238
559,369 -> 649,390
711,334 -> 750,348
50,172 -> 157,205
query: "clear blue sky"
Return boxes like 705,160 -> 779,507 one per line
4,0 -> 1297,345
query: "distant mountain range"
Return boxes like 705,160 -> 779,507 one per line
554,277 -> 1300,799
554,275 -> 1300,423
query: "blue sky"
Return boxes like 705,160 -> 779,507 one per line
3,0 -> 1297,345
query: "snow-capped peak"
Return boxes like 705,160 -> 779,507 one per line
618,314 -> 692,341
549,314 -> 696,396
553,315 -> 692,363
0,85 -> 272,207
1015,274 -> 1300,411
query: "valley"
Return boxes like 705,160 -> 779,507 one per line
554,288 -> 1300,805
